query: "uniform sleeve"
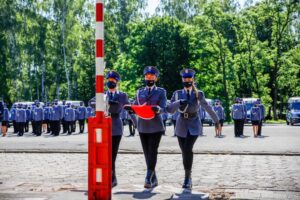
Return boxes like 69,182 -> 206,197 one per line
158,89 -> 167,113
199,91 -> 219,123
166,91 -> 181,114
222,107 -> 225,120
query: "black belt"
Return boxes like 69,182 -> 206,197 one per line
180,112 -> 198,119
110,113 -> 120,118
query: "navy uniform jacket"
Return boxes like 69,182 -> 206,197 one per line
50,105 -> 62,121
258,104 -> 265,121
77,106 -> 87,120
213,105 -> 225,120
64,107 -> 76,122
26,109 -> 32,121
86,106 -> 95,118
44,107 -> 50,121
10,108 -> 16,121
16,108 -> 27,123
3,108 -> 9,121
134,86 -> 167,134
231,103 -> 246,120
251,107 -> 261,121
106,91 -> 130,136
167,89 -> 219,137
32,107 -> 44,121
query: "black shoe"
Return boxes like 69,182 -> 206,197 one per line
182,170 -> 192,189
112,174 -> 117,188
144,170 -> 154,189
151,171 -> 158,188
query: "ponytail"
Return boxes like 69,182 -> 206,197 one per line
192,83 -> 200,104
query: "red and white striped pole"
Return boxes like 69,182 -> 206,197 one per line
88,0 -> 112,199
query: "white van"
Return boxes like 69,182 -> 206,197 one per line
286,97 -> 300,125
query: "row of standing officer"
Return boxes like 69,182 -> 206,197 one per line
2,100 -> 95,137
231,97 -> 265,137
103,66 -> 220,190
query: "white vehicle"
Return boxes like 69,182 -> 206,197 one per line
201,98 -> 214,126
286,97 -> 300,125
58,100 -> 82,108
242,98 -> 257,123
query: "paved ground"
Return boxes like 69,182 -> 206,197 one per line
1,124 -> 300,199
1,124 -> 299,155
0,153 -> 300,199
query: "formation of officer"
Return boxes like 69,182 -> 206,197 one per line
167,69 -> 219,189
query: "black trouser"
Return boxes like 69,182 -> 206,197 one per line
35,121 -> 42,136
163,120 -> 167,128
32,121 -> 36,134
172,120 -> 177,136
201,119 -> 204,127
25,121 -> 29,132
234,119 -> 244,137
51,120 -> 60,136
258,120 -> 262,136
78,119 -> 85,133
139,132 -> 163,171
13,121 -> 17,133
112,135 -> 122,172
18,122 -> 25,136
128,120 -> 135,136
177,134 -> 198,171
72,121 -> 76,132
62,119 -> 67,133
66,121 -> 73,134
46,120 -> 51,133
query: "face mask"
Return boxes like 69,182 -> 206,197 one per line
145,80 -> 155,87
183,82 -> 193,88
107,81 -> 117,89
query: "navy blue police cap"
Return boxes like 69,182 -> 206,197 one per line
143,66 -> 159,77
106,70 -> 120,81
180,69 -> 196,78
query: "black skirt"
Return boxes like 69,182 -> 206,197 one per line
252,120 -> 259,126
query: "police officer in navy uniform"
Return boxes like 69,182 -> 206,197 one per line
1,103 -> 9,137
62,100 -> 68,134
32,101 -> 44,136
231,97 -> 246,137
167,69 -> 219,189
105,70 -> 132,187
125,66 -> 167,189
10,104 -> 17,133
16,103 -> 27,136
213,100 -> 225,137
24,105 -> 31,133
43,102 -> 51,133
257,98 -> 265,136
77,101 -> 87,133
64,103 -> 75,135
50,99 -> 62,136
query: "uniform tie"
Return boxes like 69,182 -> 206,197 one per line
109,92 -> 113,100
148,88 -> 151,95
187,90 -> 190,100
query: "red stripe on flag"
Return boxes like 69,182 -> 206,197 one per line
96,76 -> 104,93
96,40 -> 104,58
96,3 -> 104,22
